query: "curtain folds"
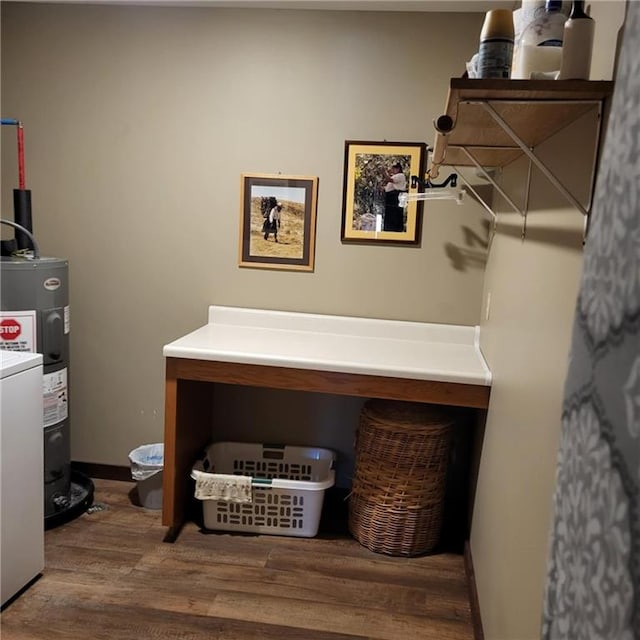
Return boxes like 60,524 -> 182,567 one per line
542,3 -> 640,639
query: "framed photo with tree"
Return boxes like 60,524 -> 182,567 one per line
238,173 -> 319,271
341,140 -> 426,244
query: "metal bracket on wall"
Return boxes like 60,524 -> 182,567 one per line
444,97 -> 604,241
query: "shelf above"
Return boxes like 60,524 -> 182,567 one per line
430,78 -> 614,172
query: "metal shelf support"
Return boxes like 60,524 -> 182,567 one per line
443,98 -> 604,240
479,100 -> 603,218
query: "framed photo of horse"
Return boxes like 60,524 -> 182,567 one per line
238,173 -> 319,271
341,140 -> 426,244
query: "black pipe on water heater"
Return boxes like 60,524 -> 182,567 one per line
13,188 -> 33,251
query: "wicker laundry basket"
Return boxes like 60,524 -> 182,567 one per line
348,400 -> 454,556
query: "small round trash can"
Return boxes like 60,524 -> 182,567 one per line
128,443 -> 164,509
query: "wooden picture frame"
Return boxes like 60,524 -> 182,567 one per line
238,173 -> 319,271
341,140 -> 427,244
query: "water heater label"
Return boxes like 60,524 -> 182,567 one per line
64,305 -> 70,335
43,368 -> 68,428
0,310 -> 37,352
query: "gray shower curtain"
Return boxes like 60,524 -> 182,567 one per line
542,3 -> 639,639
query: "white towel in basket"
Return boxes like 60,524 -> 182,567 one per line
192,471 -> 253,503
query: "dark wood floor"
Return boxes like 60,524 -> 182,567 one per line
1,479 -> 475,640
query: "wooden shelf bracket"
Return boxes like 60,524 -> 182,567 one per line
429,79 -> 613,240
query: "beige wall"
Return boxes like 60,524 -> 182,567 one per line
470,3 -> 627,639
472,145 -> 587,640
1,4 -> 487,465
3,2 -> 626,636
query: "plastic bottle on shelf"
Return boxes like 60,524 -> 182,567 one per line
538,0 -> 567,46
476,9 -> 515,79
559,1 -> 595,79
511,0 -> 545,78
514,0 -> 566,79
520,0 -> 546,20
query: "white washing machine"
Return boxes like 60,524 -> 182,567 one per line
1,350 -> 44,607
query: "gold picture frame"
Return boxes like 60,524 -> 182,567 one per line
238,173 -> 319,271
341,140 -> 426,244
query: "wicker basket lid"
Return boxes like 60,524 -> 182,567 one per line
361,400 -> 454,431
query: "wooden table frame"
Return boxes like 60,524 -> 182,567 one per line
162,356 -> 491,541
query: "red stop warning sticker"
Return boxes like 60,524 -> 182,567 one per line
0,311 -> 37,352
0,318 -> 21,339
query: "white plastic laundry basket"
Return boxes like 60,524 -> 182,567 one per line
191,442 -> 336,537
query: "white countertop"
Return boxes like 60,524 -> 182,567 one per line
163,306 -> 491,386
